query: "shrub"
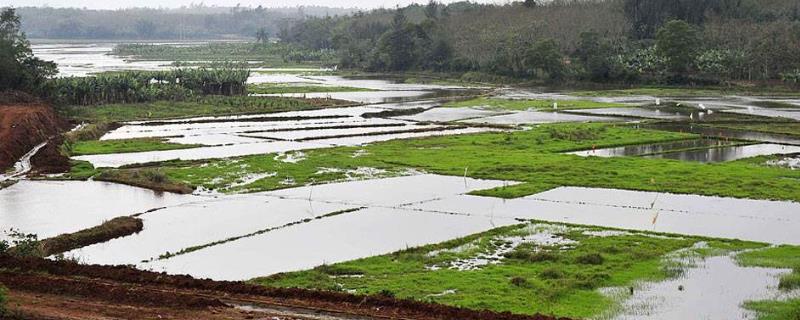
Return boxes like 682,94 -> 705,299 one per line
376,289 -> 396,298
510,276 -> 529,287
576,253 -> 605,265
540,267 -> 565,279
0,285 -> 6,315
504,249 -> 560,262
779,270 -> 800,290
313,264 -> 364,276
3,229 -> 41,257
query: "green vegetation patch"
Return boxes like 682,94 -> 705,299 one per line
127,123 -> 800,202
443,97 -> 629,111
744,300 -> 800,320
737,246 -> 800,319
248,83 -> 376,95
253,221 -> 762,318
69,138 -> 201,156
61,95 -> 347,122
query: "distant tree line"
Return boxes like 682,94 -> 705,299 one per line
280,0 -> 800,85
14,5 -> 355,40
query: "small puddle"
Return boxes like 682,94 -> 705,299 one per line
645,123 -> 800,146
568,139 -> 738,158
643,143 -> 800,162
601,248 -> 794,320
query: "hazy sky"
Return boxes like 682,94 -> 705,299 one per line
6,0 -> 509,10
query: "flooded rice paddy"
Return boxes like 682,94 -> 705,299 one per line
74,106 -> 497,168
0,180 -> 199,241
15,174 -> 796,282
406,186 -> 800,245
32,43 -> 176,77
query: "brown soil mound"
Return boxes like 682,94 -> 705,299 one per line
0,254 -> 571,320
38,216 -> 144,256
0,93 -> 68,171
30,135 -> 71,174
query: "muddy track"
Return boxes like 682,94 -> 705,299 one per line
0,255 -> 571,320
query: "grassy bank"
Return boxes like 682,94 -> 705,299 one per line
69,138 -> 201,156
102,123 -> 800,201
248,83 -> 375,95
61,95 -> 353,122
253,221 -> 764,318
96,168 -> 193,194
39,217 -> 143,257
443,97 -> 629,111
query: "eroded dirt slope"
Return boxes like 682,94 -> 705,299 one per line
0,93 -> 68,171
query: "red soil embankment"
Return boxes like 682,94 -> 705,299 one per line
0,93 -> 68,172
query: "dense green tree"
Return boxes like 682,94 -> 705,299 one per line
656,20 -> 700,73
524,38 -> 564,80
376,10 -> 415,71
0,8 -> 57,93
523,0 -> 538,8
574,32 -> 627,81
255,27 -> 269,44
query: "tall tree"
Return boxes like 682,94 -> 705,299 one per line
377,10 -> 415,71
0,8 -> 57,93
524,38 -> 564,80
656,20 -> 701,73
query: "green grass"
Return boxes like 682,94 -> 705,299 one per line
248,83 -> 375,95
744,300 -> 800,320
119,123 -> 800,201
737,246 -> 800,319
61,95 -> 348,122
252,221 -> 763,318
69,138 -> 202,156
443,97 -> 629,111
64,160 -> 99,180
